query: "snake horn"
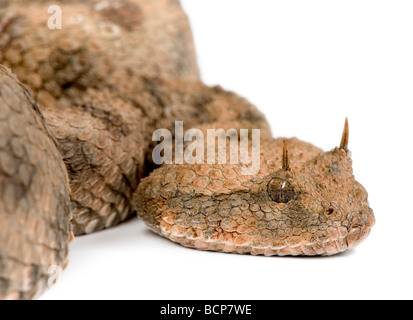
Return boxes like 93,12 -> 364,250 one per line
282,139 -> 291,171
340,118 -> 349,151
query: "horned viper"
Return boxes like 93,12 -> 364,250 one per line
0,0 -> 374,300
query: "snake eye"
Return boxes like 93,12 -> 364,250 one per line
268,178 -> 296,203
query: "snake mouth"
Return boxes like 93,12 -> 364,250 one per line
263,225 -> 372,257
157,209 -> 376,257
306,224 -> 374,256
257,226 -> 373,257
161,223 -> 375,257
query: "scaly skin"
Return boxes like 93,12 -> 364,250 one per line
0,0 -> 199,105
135,138 -> 375,256
0,66 -> 72,299
0,2 -> 375,303
0,0 -> 202,234
43,80 -> 270,235
0,0 -> 271,236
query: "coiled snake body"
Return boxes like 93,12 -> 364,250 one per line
0,0 -> 375,300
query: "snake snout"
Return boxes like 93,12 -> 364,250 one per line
345,209 -> 375,250
346,224 -> 372,250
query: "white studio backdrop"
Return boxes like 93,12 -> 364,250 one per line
41,0 -> 413,300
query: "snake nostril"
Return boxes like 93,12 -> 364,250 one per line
327,208 -> 335,215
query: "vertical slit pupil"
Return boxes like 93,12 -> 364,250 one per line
268,178 -> 296,203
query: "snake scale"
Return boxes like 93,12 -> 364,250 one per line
0,0 -> 375,300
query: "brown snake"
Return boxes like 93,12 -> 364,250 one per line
0,0 -> 375,300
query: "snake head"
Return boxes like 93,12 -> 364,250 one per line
136,119 -> 375,257
258,120 -> 375,256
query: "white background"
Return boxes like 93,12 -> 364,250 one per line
42,0 -> 413,300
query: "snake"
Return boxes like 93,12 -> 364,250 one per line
0,0 -> 375,300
